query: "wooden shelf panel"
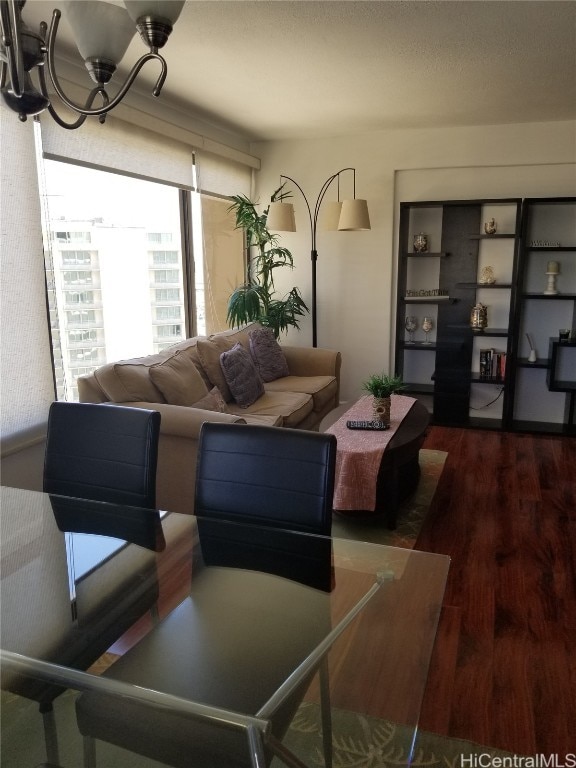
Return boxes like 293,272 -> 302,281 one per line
471,376 -> 506,385
525,245 -> 576,252
522,293 -> 576,300
399,341 -> 437,351
457,283 -> 512,289
403,296 -> 453,304
548,380 -> 576,392
402,252 -> 448,258
466,417 -> 505,430
517,358 -> 549,368
469,234 -> 517,240
446,325 -> 509,337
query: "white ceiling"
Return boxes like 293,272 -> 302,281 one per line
21,0 -> 576,142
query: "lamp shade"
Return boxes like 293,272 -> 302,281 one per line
266,202 -> 296,232
338,199 -> 371,231
124,0 -> 185,25
321,201 -> 342,231
64,1 -> 135,64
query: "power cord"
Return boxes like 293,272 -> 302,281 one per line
470,386 -> 505,410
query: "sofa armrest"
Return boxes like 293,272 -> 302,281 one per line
112,402 -> 246,440
78,373 -> 109,403
281,346 -> 341,380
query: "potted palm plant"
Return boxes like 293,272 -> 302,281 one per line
362,373 -> 405,425
226,186 -> 308,339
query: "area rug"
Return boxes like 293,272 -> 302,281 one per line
1,691 -> 518,768
278,701 -> 519,768
331,449 -> 447,549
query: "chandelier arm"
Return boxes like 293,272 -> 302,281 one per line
38,62 -> 112,129
45,9 -> 168,118
1,0 -> 24,97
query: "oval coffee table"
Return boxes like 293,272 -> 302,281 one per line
320,399 -> 430,529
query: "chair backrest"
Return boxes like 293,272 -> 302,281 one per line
44,402 -> 161,508
195,422 -> 337,535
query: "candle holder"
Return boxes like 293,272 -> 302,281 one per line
545,261 -> 560,295
544,272 -> 558,295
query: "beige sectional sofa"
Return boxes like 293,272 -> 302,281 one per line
77,323 -> 341,515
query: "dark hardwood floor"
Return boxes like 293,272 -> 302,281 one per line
417,426 -> 576,757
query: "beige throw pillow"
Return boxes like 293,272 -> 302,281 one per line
196,336 -> 235,402
191,386 -> 229,413
149,350 -> 209,406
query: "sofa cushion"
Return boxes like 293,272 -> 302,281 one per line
94,357 -> 167,404
249,327 -> 290,382
191,386 -> 229,413
220,343 -> 265,408
149,351 -> 209,406
160,339 -> 213,391
226,390 -> 313,428
264,375 -> 338,414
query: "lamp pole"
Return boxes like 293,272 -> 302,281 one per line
279,168 -> 356,348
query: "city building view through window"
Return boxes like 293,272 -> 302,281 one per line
37,156 -> 205,401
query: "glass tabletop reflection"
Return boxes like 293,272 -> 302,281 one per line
0,485 -> 449,768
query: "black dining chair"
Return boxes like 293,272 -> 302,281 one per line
44,401 -> 161,508
75,423 -> 338,768
36,401 -> 161,764
195,422 -> 336,535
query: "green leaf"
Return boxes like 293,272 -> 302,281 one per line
226,191 -> 309,336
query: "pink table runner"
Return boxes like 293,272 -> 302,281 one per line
326,394 -> 416,512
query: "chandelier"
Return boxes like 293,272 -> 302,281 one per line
0,0 -> 184,129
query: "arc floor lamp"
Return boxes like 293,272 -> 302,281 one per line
266,167 -> 370,347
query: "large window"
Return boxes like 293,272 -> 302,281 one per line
38,160 -> 188,401
35,120 -> 253,402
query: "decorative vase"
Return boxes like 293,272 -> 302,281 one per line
470,302 -> 488,332
421,316 -> 433,344
479,266 -> 496,284
413,232 -> 428,253
372,396 -> 391,426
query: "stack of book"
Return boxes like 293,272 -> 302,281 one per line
479,349 -> 506,381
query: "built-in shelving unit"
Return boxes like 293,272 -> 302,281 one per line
395,198 -> 521,429
509,197 -> 576,434
396,196 -> 576,433
395,197 -> 576,434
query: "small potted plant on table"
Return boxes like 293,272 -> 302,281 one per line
362,373 -> 405,425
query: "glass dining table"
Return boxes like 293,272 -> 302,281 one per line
0,485 -> 449,768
